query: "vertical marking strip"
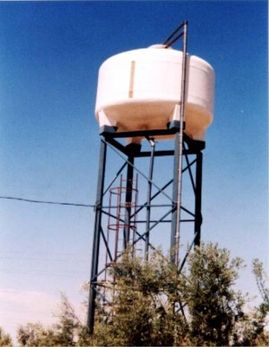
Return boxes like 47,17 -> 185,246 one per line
129,61 -> 135,98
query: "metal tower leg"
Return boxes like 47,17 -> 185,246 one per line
123,155 -> 134,249
145,139 -> 155,260
87,139 -> 107,334
170,132 -> 181,265
194,151 -> 203,246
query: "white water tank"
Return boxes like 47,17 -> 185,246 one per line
95,45 -> 215,141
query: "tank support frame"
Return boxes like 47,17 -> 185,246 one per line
87,126 -> 204,333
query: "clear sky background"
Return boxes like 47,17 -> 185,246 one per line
0,0 -> 268,340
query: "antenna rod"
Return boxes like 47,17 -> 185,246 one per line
170,20 -> 188,266
176,20 -> 188,265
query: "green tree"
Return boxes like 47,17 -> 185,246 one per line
232,259 -> 269,346
92,244 -> 268,346
93,251 -> 189,346
17,294 -> 85,347
17,323 -> 57,347
0,327 -> 12,347
16,243 -> 269,346
184,243 -> 245,346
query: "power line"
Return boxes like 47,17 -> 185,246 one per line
0,195 -> 95,208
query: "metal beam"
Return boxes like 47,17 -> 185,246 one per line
103,127 -> 179,139
145,139 -> 155,260
194,152 -> 203,246
87,140 -> 107,333
124,155 -> 134,248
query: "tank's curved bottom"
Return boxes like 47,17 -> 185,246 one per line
96,100 -> 212,142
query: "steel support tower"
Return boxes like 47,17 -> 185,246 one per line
87,21 -> 205,334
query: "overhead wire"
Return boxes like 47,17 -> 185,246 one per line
0,195 -> 95,208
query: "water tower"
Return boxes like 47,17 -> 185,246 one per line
87,21 -> 215,333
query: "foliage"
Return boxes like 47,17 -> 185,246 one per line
92,244 -> 269,346
15,243 -> 269,346
232,259 -> 269,346
185,244 -> 245,346
17,323 -> 57,347
253,258 -> 269,311
0,327 -> 12,347
17,294 -> 88,347
93,251 -> 189,346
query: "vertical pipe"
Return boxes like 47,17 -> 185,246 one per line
145,139 -> 155,260
104,191 -> 113,282
124,156 -> 134,249
194,151 -> 203,246
115,176 -> 123,259
170,21 -> 188,265
171,132 -> 180,264
87,139 -> 107,334
131,173 -> 139,258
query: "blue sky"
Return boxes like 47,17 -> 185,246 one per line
0,0 -> 268,340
